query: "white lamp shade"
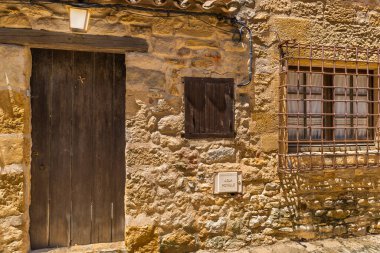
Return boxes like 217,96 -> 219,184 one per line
69,7 -> 90,32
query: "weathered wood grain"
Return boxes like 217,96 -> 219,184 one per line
0,28 -> 148,53
71,51 -> 94,245
184,77 -> 235,138
30,49 -> 52,250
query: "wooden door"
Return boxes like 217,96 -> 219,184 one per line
30,49 -> 126,249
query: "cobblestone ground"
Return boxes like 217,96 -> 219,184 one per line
31,235 -> 380,253
199,235 -> 380,253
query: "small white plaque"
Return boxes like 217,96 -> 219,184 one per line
214,172 -> 243,194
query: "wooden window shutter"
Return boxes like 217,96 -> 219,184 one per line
184,77 -> 234,138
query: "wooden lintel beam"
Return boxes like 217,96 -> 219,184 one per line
0,28 -> 148,53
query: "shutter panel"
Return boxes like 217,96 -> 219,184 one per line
212,78 -> 234,136
206,79 -> 226,134
184,77 -> 206,135
184,77 -> 234,138
225,80 -> 234,134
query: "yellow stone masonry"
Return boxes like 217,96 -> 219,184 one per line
1,0 -> 380,252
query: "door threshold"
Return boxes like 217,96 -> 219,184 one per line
31,241 -> 126,253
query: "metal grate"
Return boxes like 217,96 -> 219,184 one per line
278,42 -> 380,172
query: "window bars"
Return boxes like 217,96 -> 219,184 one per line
279,41 -> 380,172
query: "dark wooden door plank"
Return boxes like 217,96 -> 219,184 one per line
71,51 -> 94,245
0,28 -> 148,53
111,54 -> 126,241
92,53 -> 114,243
49,50 -> 73,247
30,49 -> 52,249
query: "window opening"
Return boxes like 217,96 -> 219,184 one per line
279,42 -> 380,172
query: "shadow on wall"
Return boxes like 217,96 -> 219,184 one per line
279,167 -> 380,240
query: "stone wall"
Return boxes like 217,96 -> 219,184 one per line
1,0 -> 380,252
124,0 -> 380,252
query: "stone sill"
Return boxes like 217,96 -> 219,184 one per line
31,241 -> 126,253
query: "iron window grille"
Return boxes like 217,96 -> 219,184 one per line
279,42 -> 380,172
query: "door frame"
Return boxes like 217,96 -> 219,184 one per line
23,29 -> 135,250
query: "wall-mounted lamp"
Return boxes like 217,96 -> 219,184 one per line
69,7 -> 90,32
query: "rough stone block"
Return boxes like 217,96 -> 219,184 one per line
126,67 -> 166,88
0,90 -> 29,134
126,146 -> 167,166
0,14 -> 30,30
205,217 -> 227,234
202,147 -> 235,164
249,215 -> 267,228
252,112 -> 277,134
324,3 -> 357,23
257,0 -> 291,13
295,225 -> 316,240
125,225 -> 159,253
0,136 -> 24,166
126,53 -> 165,72
327,209 -> 350,219
151,37 -> 178,55
177,47 -> 191,57
185,39 -> 218,48
0,45 -> 30,88
290,1 -> 324,19
0,221 -> 24,253
157,114 -> 183,135
0,171 -> 23,219
191,58 -> 216,68
151,18 -> 182,36
269,17 -> 313,43
151,98 -> 181,117
160,135 -> 185,151
175,27 -> 215,38
160,229 -> 198,253
130,24 -> 152,35
261,133 -> 278,152
319,225 -> 333,233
